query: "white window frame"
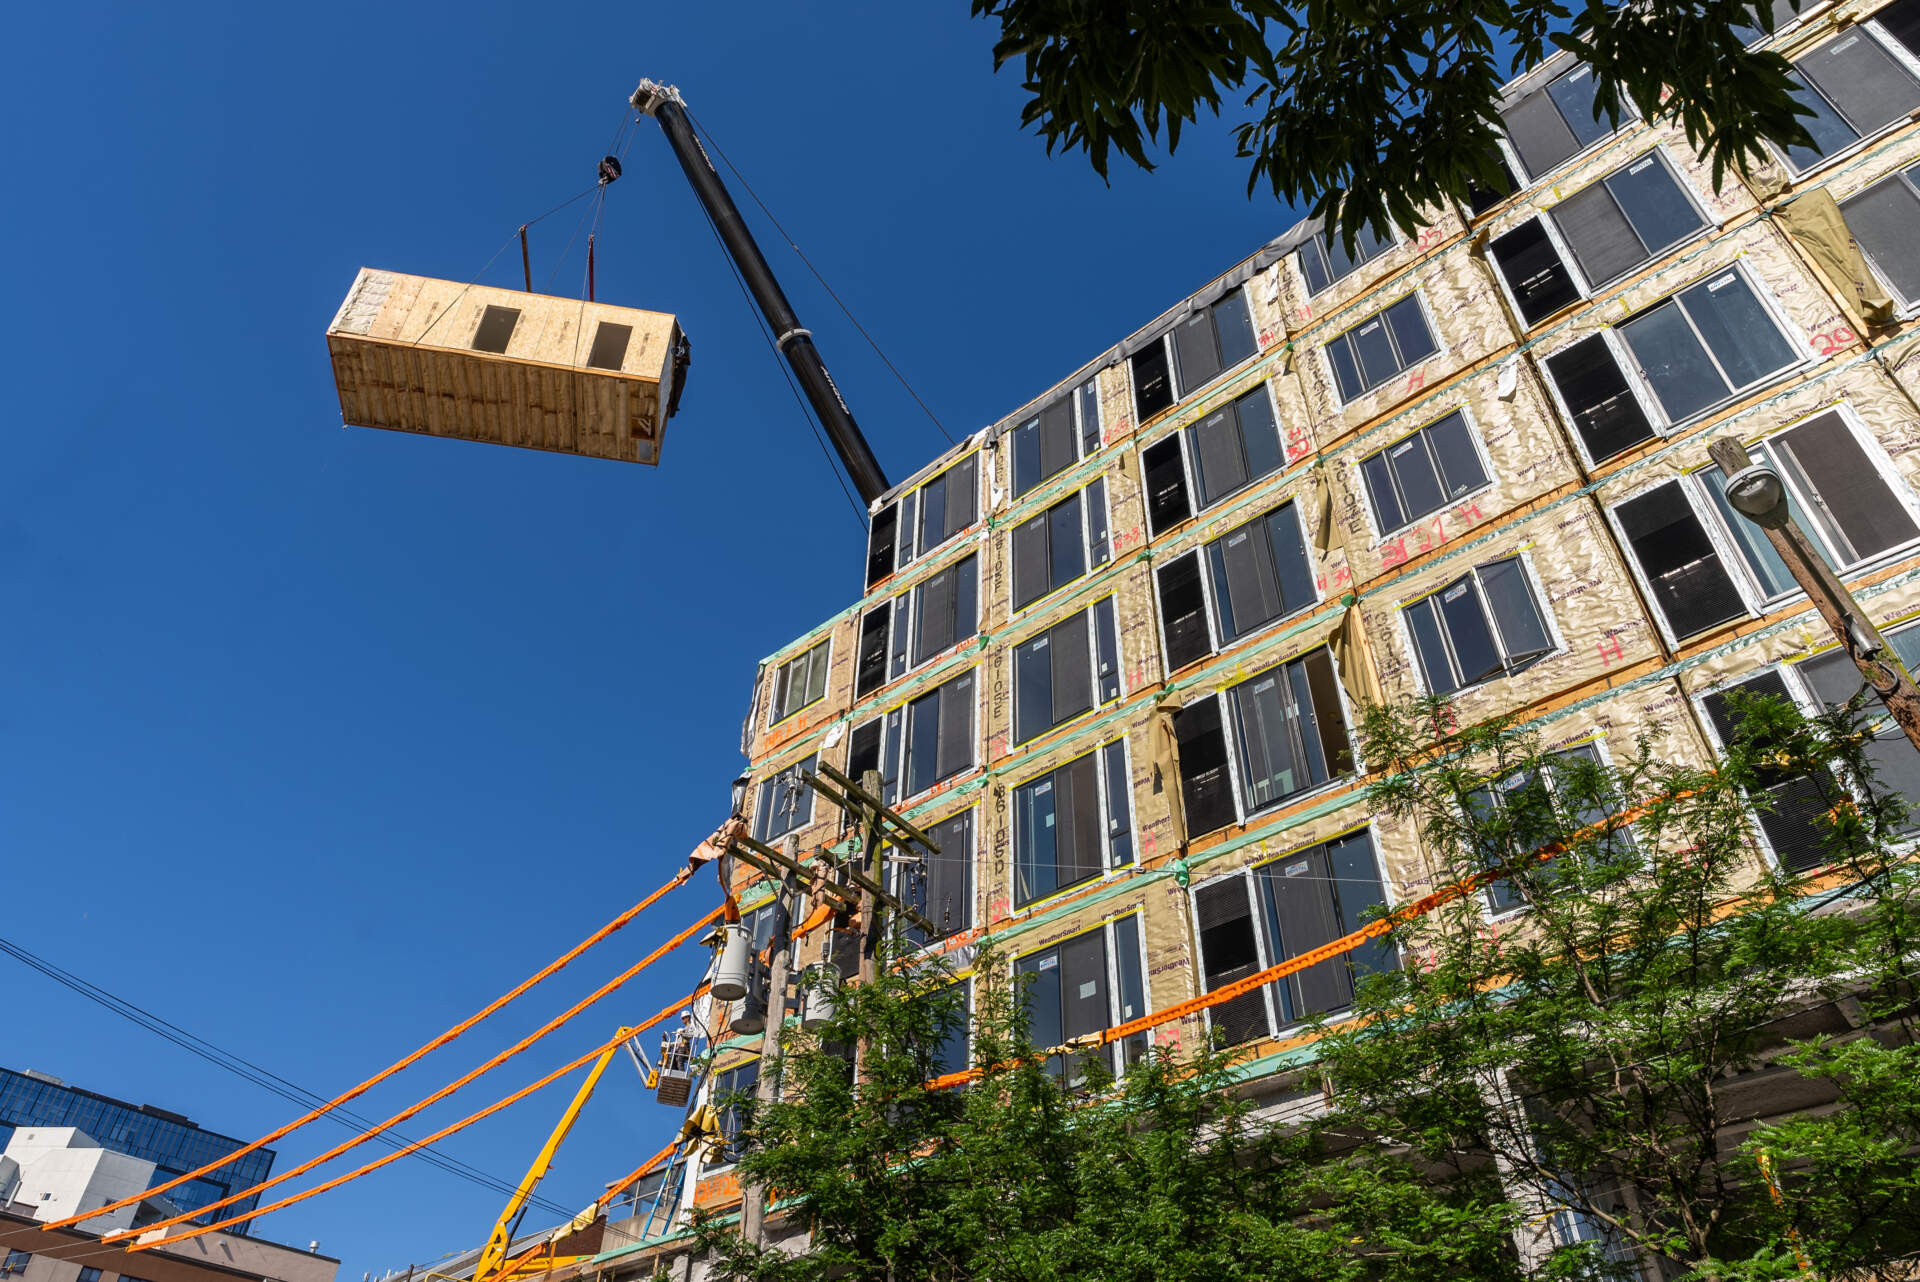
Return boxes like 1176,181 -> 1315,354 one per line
1008,479 -> 1113,618
1149,378 -> 1293,520
1007,734 -> 1137,910
1460,734 -> 1626,921
1766,17 -> 1920,179
1397,551 -> 1567,698
1686,401 -> 1920,610
1535,262 -> 1807,470
1203,647 -> 1359,829
1152,499 -> 1323,666
1692,663 -> 1833,872
1352,404 -> 1499,543
751,753 -> 819,844
1603,472 -> 1764,650
1841,161 -> 1920,320
1127,286 -> 1265,417
1495,60 -> 1643,190
1319,289 -> 1449,408
1296,222 -> 1404,298
767,637 -> 833,729
1010,910 -> 1152,1069
1187,826 -> 1394,1044
859,553 -> 982,698
1010,595 -> 1126,747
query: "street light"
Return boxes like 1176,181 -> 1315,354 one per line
1708,435 -> 1920,751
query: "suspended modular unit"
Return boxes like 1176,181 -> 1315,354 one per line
326,269 -> 689,464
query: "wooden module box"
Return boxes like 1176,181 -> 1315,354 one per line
326,269 -> 688,465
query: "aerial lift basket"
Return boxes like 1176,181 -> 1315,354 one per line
326,269 -> 689,465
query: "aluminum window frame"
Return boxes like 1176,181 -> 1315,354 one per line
1008,478 -> 1114,617
1319,289 -> 1447,407
1207,646 -> 1360,827
1398,552 -> 1565,697
847,665 -> 984,809
1148,377 -> 1292,521
1768,18 -> 1920,177
767,637 -> 834,728
1187,824 -> 1395,1043
857,553 -> 983,699
1692,663 -> 1838,873
868,449 -> 986,588
1685,401 -> 1920,609
1007,732 -> 1138,910
1010,380 -> 1103,500
887,804 -> 978,950
1127,287 -> 1264,421
1010,594 -> 1126,747
1151,500 -> 1322,672
1461,735 -> 1627,920
1009,909 -> 1152,1076
1352,405 -> 1498,541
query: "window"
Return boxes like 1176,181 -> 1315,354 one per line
1464,743 -> 1631,914
710,1059 -> 759,1164
1156,502 -> 1316,672
2,1252 -> 31,1278
1013,600 -> 1122,744
1298,222 -> 1397,295
1777,24 -> 1920,173
1171,648 -> 1354,840
864,454 -> 981,588
585,322 -> 632,370
1011,379 -> 1101,498
929,980 -> 971,1078
1612,481 -> 1749,640
890,808 -> 975,945
1138,385 -> 1288,532
1700,672 -> 1845,871
1013,739 -> 1134,906
1357,411 -> 1489,534
1501,63 -> 1626,181
1491,151 -> 1706,322
1130,288 -> 1260,421
1884,0 -> 1920,58
1014,915 -> 1148,1083
78,1270 -> 101,1282
1403,556 -> 1555,695
1192,830 -> 1396,1045
1798,621 -> 1920,833
1010,483 -> 1110,611
471,305 -> 520,353
1543,269 -> 1798,461
751,754 -> 817,843
1732,0 -> 1808,44
1698,412 -> 1919,599
770,639 -> 831,724
853,555 -> 980,698
845,670 -> 977,804
1841,162 -> 1920,312
1323,294 -> 1439,403
1466,153 -> 1521,216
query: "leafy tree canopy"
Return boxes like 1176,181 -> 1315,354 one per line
968,0 -> 1817,244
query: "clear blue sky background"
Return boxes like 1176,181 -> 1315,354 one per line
1,3 -> 1298,1275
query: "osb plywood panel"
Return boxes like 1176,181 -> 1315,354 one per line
1356,497 -> 1664,726
326,269 -> 679,464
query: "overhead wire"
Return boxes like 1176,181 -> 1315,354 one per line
45,869 -> 696,1234
408,185 -> 600,349
106,905 -> 725,1244
684,108 -> 958,449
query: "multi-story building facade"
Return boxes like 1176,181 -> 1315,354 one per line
0,1072 -> 274,1235
595,0 -> 1920,1270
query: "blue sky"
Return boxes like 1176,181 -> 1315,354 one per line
1,2 -> 1297,1274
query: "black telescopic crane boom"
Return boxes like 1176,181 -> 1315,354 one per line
631,79 -> 891,506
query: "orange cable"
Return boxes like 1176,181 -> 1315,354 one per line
595,1138 -> 679,1211
44,867 -> 694,1233
130,989 -> 704,1250
110,905 -> 721,1243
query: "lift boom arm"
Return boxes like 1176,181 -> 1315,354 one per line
630,79 -> 891,506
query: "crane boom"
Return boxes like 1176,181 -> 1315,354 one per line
630,79 -> 891,506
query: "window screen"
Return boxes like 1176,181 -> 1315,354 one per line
1502,64 -> 1621,179
1358,411 -> 1489,533
1617,271 -> 1797,422
1550,151 -> 1705,286
911,554 -> 979,667
772,640 -> 831,723
1771,411 -> 1918,564
1189,385 -> 1286,508
1173,697 -> 1238,839
1405,556 -> 1554,694
472,305 -> 520,353
1614,481 -> 1747,639
1780,29 -> 1920,171
753,755 -> 818,843
1014,610 -> 1095,745
1325,295 -> 1439,402
1206,503 -> 1315,644
1701,672 -> 1837,871
1299,222 -> 1396,295
1143,436 -> 1193,534
1491,219 -> 1581,324
1841,164 -> 1920,309
1544,333 -> 1657,462
585,322 -> 632,370
1225,648 -> 1354,813
1174,289 -> 1260,393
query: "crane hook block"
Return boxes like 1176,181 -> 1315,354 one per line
599,156 -> 622,186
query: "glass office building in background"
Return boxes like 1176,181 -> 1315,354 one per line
0,1066 -> 275,1234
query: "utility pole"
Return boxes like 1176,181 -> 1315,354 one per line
738,840 -> 796,1247
1708,436 -> 1920,751
853,768 -> 885,1084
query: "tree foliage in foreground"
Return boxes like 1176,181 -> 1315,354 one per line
686,688 -> 1920,1281
968,0 -> 1818,243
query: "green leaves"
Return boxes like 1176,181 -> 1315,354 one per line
973,1 -> 1817,251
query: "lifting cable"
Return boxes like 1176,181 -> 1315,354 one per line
128,987 -> 709,1250
46,869 -> 699,1235
105,904 -> 724,1245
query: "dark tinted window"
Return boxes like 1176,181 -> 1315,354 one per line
1491,219 -> 1581,324
1014,610 -> 1094,745
1206,504 -> 1315,644
1299,222 -> 1396,294
1701,672 -> 1836,870
1157,552 -> 1211,673
1173,697 -> 1237,839
772,640 -> 831,723
1011,488 -> 1103,611
1142,435 -> 1193,534
1614,482 -> 1748,639
1544,333 -> 1656,461
1502,64 -> 1621,180
897,809 -> 974,945
1130,341 -> 1175,421
1225,648 -> 1354,813
1325,295 -> 1438,401
1189,385 -> 1285,508
753,754 -> 818,843
1780,29 -> 1920,171
866,504 -> 899,588
1618,271 -> 1797,421
1552,152 -> 1705,286
1405,557 -> 1553,694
